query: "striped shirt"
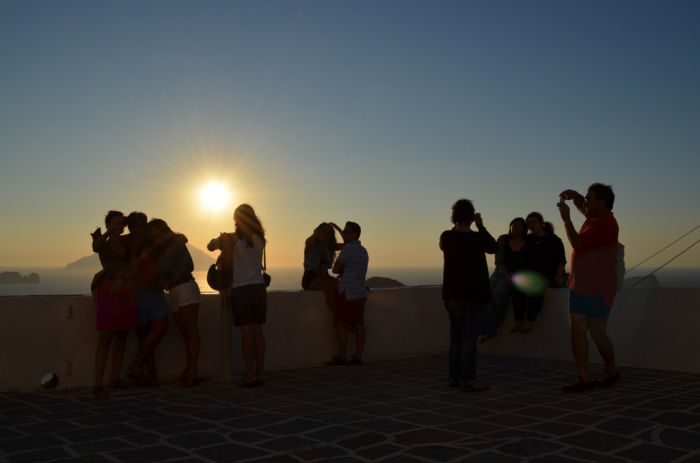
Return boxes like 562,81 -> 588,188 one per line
336,240 -> 369,300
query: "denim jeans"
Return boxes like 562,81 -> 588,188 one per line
445,300 -> 485,384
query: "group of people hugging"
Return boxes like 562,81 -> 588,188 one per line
91,203 -> 370,396
90,210 -> 202,398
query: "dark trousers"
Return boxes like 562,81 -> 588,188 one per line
513,294 -> 544,322
445,301 -> 484,383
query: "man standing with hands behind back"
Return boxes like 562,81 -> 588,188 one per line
558,183 -> 620,393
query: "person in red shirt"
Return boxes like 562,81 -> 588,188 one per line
558,183 -> 620,393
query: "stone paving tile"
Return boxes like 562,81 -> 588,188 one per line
304,425 -> 360,442
406,444 -> 470,461
163,431 -> 228,449
52,456 -> 114,463
615,442 -> 687,462
5,447 -> 72,463
561,447 -> 628,463
5,354 -> 700,463
292,444 -> 348,460
109,444 -> 190,462
194,442 -> 267,462
0,433 -> 66,453
69,438 -> 135,454
259,418 -> 327,435
520,421 -> 585,437
650,411 -> 700,428
498,438 -> 564,457
460,451 -> 522,462
223,412 -> 289,429
355,442 -> 404,460
257,435 -> 318,451
559,429 -> 635,452
337,431 -> 387,450
58,423 -> 141,443
657,428 -> 700,450
394,427 -> 464,446
121,431 -> 162,445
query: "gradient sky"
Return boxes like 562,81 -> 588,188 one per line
1,0 -> 699,269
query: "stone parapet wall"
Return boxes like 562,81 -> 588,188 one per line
1,287 -> 698,391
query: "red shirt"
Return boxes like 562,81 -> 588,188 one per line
568,212 -> 619,307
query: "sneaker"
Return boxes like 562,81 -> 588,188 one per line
593,371 -> 620,388
462,381 -> 490,392
561,377 -> 593,394
325,357 -> 349,367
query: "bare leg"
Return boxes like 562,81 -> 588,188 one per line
109,331 -> 128,383
129,317 -> 168,379
253,324 -> 265,381
588,317 -> 617,375
570,314 -> 590,381
94,330 -> 114,387
240,324 -> 256,383
354,325 -> 365,361
174,304 -> 201,381
335,324 -> 348,360
172,310 -> 187,380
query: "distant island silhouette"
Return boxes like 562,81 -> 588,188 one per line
366,276 -> 406,289
63,244 -> 215,272
0,271 -> 40,284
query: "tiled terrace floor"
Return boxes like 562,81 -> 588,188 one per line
2,354 -> 700,463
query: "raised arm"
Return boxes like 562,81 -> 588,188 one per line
560,189 -> 587,217
558,203 -> 583,250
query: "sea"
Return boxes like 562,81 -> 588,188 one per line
0,266 -> 698,297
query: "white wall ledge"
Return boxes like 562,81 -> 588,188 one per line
1,287 -> 699,391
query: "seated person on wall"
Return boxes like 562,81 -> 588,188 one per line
514,212 -> 566,333
301,222 -> 343,312
325,221 -> 369,367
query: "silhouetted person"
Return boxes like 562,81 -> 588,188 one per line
126,213 -> 170,387
208,204 -> 268,387
150,219 -> 202,387
487,217 -> 527,340
302,222 -> 342,312
559,183 -> 620,393
326,221 -> 368,367
514,212 -> 566,333
91,210 -> 137,398
440,199 -> 497,392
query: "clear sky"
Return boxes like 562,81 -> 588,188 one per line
1,0 -> 699,269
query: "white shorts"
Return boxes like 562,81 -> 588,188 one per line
169,279 -> 201,310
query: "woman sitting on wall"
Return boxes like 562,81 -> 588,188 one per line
301,222 -> 343,312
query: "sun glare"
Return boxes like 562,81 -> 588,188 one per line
199,181 -> 232,212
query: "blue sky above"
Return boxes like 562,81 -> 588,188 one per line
1,0 -> 698,267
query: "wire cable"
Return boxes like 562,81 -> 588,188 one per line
628,238 -> 700,289
626,224 -> 700,273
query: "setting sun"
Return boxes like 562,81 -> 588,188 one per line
199,181 -> 232,212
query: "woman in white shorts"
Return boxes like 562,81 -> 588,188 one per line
151,219 -> 202,386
